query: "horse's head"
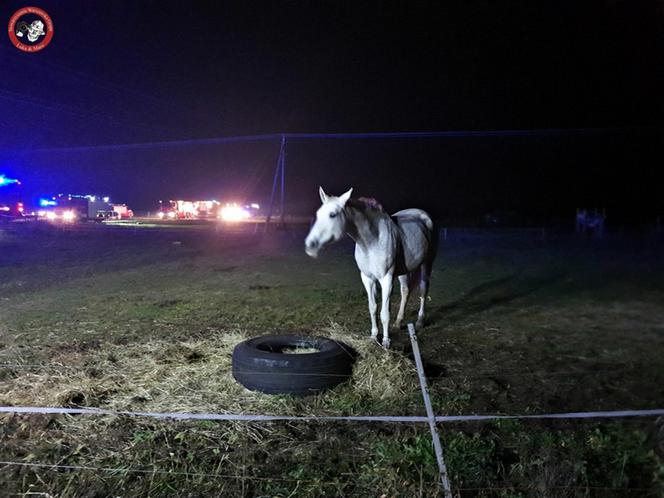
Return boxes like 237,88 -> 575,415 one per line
305,187 -> 353,258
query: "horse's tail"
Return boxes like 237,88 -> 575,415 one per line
415,218 -> 439,287
427,218 -> 440,267
404,209 -> 438,264
404,213 -> 439,292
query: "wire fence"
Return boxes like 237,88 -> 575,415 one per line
1,323 -> 663,496
1,406 -> 663,425
2,128 -> 662,495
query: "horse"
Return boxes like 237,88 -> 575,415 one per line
305,187 -> 438,348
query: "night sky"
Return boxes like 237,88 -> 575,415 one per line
0,1 -> 662,221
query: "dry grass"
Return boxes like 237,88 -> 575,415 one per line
0,322 -> 434,497
0,323 -> 422,418
281,346 -> 320,354
2,228 -> 663,496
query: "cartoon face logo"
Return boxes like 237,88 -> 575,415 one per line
8,7 -> 53,52
16,19 -> 46,42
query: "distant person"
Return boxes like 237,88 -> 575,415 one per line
576,208 -> 605,237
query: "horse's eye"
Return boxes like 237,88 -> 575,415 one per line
329,212 -> 337,218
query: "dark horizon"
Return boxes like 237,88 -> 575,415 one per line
1,2 -> 662,220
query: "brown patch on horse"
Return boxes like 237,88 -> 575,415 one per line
351,197 -> 384,212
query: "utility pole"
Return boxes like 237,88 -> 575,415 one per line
266,134 -> 286,229
279,134 -> 286,228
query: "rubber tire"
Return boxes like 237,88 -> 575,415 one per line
232,335 -> 354,396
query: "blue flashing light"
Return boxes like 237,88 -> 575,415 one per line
39,198 -> 57,207
0,175 -> 20,186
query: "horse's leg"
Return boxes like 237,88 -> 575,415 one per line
379,271 -> 394,348
360,272 -> 379,339
394,274 -> 409,329
416,264 -> 431,329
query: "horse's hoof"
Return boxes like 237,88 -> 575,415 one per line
382,338 -> 391,348
416,319 -> 425,329
393,321 -> 402,329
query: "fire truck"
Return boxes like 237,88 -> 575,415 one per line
0,174 -> 25,219
39,194 -> 131,222
157,200 -> 221,219
111,204 -> 134,219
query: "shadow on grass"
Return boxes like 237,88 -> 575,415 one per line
432,273 -> 568,323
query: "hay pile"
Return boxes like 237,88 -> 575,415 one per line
0,323 -> 422,418
0,324 -> 440,497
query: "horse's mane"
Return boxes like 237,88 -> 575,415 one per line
347,197 -> 384,213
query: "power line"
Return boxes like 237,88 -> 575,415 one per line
8,127 -> 655,155
0,87 -> 172,136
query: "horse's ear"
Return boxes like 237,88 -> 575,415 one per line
339,188 -> 353,206
319,186 -> 329,204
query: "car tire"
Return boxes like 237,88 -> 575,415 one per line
232,335 -> 355,396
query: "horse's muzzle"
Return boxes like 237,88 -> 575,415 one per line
305,239 -> 319,258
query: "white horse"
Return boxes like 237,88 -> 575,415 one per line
305,187 -> 437,347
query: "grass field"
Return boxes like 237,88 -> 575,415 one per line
1,222 -> 663,497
